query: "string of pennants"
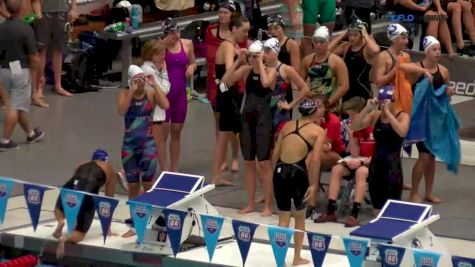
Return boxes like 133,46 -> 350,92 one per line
0,177 -> 473,267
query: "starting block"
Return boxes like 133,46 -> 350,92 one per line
350,200 -> 447,266
130,172 -> 223,253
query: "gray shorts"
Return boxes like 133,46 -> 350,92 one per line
0,68 -> 31,112
34,12 -> 68,50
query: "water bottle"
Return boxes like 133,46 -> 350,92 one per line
186,79 -> 193,102
257,29 -> 263,41
104,22 -> 127,32
131,4 -> 142,29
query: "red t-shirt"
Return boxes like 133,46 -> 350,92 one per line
353,126 -> 375,157
321,113 -> 345,154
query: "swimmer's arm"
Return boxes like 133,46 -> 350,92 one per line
387,110 -> 410,137
300,54 -> 312,81
308,127 -> 326,190
32,0 -> 42,18
399,0 -> 427,12
363,34 -> 381,64
221,56 -> 250,86
350,103 -> 379,132
399,62 -> 425,77
151,84 -> 170,110
328,55 -> 349,107
285,66 -> 310,108
259,60 -> 277,89
185,39 -> 196,76
117,90 -> 134,116
373,52 -> 397,88
347,132 -> 360,157
288,40 -> 301,73
0,0 -> 9,18
271,132 -> 284,169
328,32 -> 348,55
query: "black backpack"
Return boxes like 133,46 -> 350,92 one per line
61,43 -> 98,93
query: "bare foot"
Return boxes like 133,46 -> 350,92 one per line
425,195 -> 442,204
231,159 -> 239,172
410,192 -> 423,203
220,163 -> 228,172
56,238 -> 65,260
212,177 -> 235,187
55,88 -> 73,97
254,196 -> 265,204
260,208 -> 273,217
121,229 -> 137,238
238,205 -> 255,215
293,257 -> 310,266
53,222 -> 65,239
403,183 -> 412,190
32,97 -> 50,108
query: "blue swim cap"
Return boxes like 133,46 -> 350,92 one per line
92,149 -> 109,162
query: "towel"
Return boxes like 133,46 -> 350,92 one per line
394,52 -> 413,114
405,78 -> 461,173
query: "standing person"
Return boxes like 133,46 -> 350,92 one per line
301,0 -> 336,56
350,93 -> 410,213
329,17 -> 380,102
117,65 -> 169,237
400,36 -> 455,204
205,0 -> 246,173
141,40 -> 171,174
0,0 -> 45,152
301,26 -> 349,113
272,98 -> 325,266
221,40 -> 275,216
211,14 -> 250,186
345,0 -> 374,34
160,18 -> 196,172
279,0 -> 304,42
35,0 -> 78,99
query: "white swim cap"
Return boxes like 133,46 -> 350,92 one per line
313,26 -> 330,42
263,37 -> 281,54
116,1 -> 132,8
422,35 -> 440,52
248,40 -> 264,54
128,65 -> 144,87
387,23 -> 408,40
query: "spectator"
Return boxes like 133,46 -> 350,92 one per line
400,36 -> 455,204
0,0 -> 45,152
35,0 -> 78,101
159,18 -> 196,172
446,0 -> 475,56
205,0 -> 246,173
279,0 -> 304,42
329,17 -> 380,102
350,93 -> 410,214
301,0 -> 336,56
315,96 -> 374,227
301,26 -> 349,113
345,0 -> 374,34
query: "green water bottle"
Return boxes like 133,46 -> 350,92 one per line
104,22 -> 127,32
186,79 -> 192,102
23,13 -> 38,25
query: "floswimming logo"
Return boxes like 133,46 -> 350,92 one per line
167,213 -> 181,230
135,204 -> 147,218
384,249 -> 399,265
0,184 -> 6,197
27,189 -> 41,205
66,193 -> 77,208
99,201 -> 111,218
421,256 -> 434,267
275,232 -> 287,248
238,226 -> 251,242
350,241 -> 363,256
311,235 -> 326,251
206,219 -> 218,234
457,262 -> 473,267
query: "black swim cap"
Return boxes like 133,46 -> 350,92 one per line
299,98 -> 318,116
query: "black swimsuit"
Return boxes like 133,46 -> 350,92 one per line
273,121 -> 314,211
278,38 -> 294,117
55,161 -> 107,233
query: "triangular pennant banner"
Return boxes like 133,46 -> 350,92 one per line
23,183 -> 47,231
306,232 -> 332,267
200,214 -> 225,262
0,177 -> 15,225
60,188 -> 85,234
163,208 -> 188,257
231,220 -> 258,266
267,225 -> 294,267
342,237 -> 369,267
413,249 -> 441,267
128,201 -> 152,245
93,195 -> 119,245
378,244 -> 406,267
452,255 -> 475,267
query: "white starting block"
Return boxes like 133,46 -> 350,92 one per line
130,172 -> 222,253
350,200 -> 447,266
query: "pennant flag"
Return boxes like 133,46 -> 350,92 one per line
452,255 -> 475,267
23,183 -> 47,231
60,188 -> 85,234
342,237 -> 369,267
163,208 -> 188,257
0,177 -> 15,225
378,244 -> 406,267
93,195 -> 119,245
200,214 -> 225,262
413,249 -> 441,267
307,232 -> 332,267
128,201 -> 152,245
267,225 -> 294,267
232,220 -> 258,266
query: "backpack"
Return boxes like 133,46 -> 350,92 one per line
61,43 -> 98,93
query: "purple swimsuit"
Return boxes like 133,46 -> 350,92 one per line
165,40 -> 189,123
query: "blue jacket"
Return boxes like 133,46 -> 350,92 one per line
404,78 -> 461,173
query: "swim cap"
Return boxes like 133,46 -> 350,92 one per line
92,149 -> 109,162
348,17 -> 367,32
127,65 -> 144,88
263,37 -> 281,54
219,0 -> 236,12
422,35 -> 440,52
248,40 -> 264,54
267,15 -> 285,28
299,98 -> 318,116
313,26 -> 330,42
161,17 -> 179,35
387,23 -> 408,40
378,86 -> 395,102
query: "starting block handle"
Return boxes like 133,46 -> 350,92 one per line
392,214 -> 440,242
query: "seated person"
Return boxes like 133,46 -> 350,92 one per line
54,149 -> 116,257
445,0 -> 475,55
315,97 -> 374,227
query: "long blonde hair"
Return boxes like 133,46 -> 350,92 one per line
140,39 -> 167,65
